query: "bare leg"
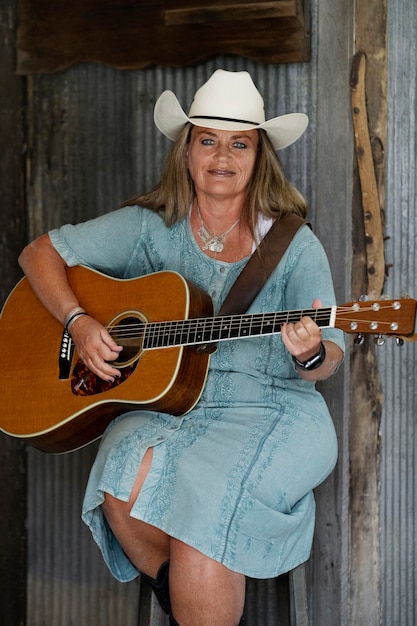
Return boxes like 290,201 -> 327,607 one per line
170,539 -> 246,626
102,447 -> 246,624
101,447 -> 170,577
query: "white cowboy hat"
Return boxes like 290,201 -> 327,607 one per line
154,69 -> 308,151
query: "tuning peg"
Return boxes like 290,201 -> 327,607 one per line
374,335 -> 385,346
395,337 -> 404,346
354,333 -> 365,345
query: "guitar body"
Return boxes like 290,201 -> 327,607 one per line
0,267 -> 213,453
2,264 -> 416,454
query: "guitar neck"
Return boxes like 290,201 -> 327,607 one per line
143,307 -> 336,350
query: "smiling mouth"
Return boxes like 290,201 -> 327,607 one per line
209,169 -> 234,176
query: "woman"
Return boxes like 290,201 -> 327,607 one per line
19,69 -> 344,626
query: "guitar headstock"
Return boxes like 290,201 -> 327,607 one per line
335,298 -> 417,338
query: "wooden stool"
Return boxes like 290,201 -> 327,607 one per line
289,564 -> 309,626
138,563 -> 309,626
137,575 -> 169,625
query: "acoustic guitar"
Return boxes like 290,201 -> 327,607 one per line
0,266 -> 415,453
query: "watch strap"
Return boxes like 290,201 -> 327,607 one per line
292,341 -> 326,371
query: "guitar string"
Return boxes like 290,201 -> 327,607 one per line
102,307 -> 398,334
104,309 -> 334,336
100,303 -> 404,342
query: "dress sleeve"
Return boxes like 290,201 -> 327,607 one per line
48,206 -> 145,278
283,228 -> 345,353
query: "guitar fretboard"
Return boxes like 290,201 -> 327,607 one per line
142,307 -> 336,349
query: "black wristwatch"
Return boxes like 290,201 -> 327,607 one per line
292,342 -> 326,371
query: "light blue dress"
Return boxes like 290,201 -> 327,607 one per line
49,206 -> 344,581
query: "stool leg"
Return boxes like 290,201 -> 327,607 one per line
289,564 -> 309,626
140,561 -> 172,615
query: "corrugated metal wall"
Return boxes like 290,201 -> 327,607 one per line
379,2 -> 417,625
26,60 -> 317,239
23,0 -> 417,624
25,12 -> 329,624
24,1 -> 356,624
25,56 -> 320,626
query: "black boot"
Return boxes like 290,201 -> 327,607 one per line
141,560 -> 171,615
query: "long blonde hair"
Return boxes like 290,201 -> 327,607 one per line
123,124 -> 307,233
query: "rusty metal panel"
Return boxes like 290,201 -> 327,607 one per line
378,2 -> 417,625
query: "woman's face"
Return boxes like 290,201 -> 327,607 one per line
186,126 -> 259,203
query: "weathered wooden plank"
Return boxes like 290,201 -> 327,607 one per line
0,0 -> 28,624
17,0 -> 310,74
313,1 -> 354,623
165,1 -> 298,25
351,52 -> 385,300
349,1 -> 388,624
289,564 -> 309,626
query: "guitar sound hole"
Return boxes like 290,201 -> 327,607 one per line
108,312 -> 146,368
71,310 -> 147,398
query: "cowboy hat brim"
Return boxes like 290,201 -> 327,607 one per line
154,90 -> 308,151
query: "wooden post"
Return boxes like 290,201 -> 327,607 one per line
350,2 -> 388,624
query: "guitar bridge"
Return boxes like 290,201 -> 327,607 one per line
58,329 -> 74,379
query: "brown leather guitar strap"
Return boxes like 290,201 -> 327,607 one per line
199,213 -> 307,353
218,212 -> 307,316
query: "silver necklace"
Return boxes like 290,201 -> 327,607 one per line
196,205 -> 241,253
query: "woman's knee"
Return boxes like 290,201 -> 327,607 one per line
102,492 -> 170,576
169,539 -> 246,625
101,491 -> 129,522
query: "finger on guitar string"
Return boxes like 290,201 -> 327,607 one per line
281,298 -> 323,360
69,315 -> 122,381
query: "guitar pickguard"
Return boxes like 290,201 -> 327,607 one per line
71,359 -> 137,396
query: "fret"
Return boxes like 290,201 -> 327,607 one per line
204,316 -> 217,343
172,319 -> 187,347
218,316 -> 232,340
192,318 -> 205,344
162,321 -> 173,347
142,323 -> 153,349
239,314 -> 252,337
258,314 -> 270,335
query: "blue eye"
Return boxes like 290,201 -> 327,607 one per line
233,142 -> 247,149
201,138 -> 215,145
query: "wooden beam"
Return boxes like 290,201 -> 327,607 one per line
351,51 -> 385,300
17,0 -> 310,74
165,2 -> 298,26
